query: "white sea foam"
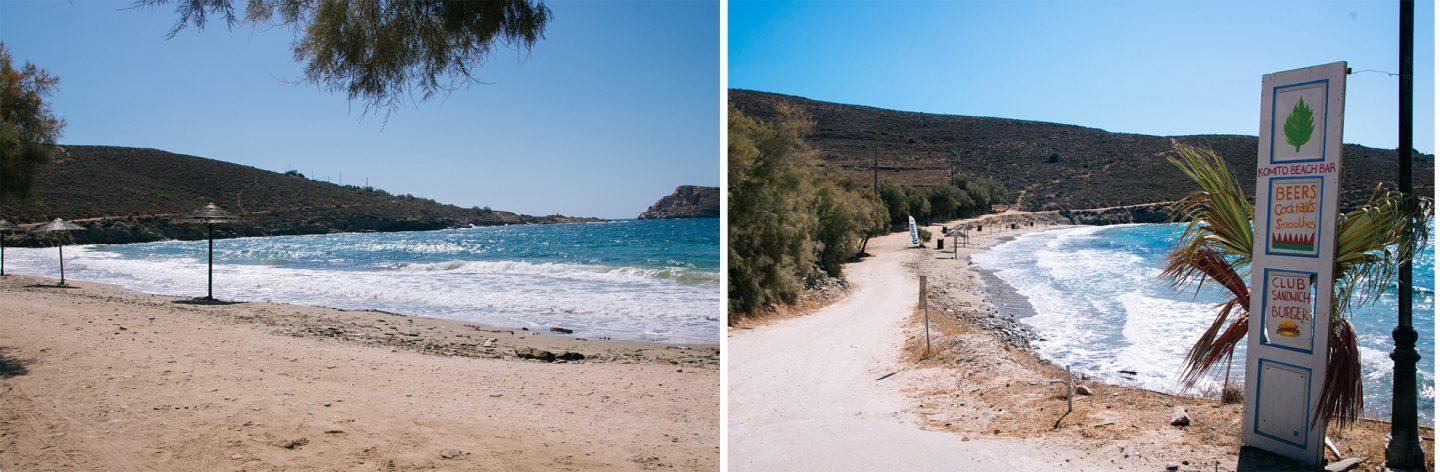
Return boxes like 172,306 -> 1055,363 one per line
975,225 -> 1236,394
2,244 -> 719,344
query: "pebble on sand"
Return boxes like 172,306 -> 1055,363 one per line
1169,406 -> 1190,427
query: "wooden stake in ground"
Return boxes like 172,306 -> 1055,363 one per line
0,220 -> 21,276
921,275 -> 930,357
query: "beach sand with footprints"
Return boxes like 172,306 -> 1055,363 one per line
0,275 -> 717,471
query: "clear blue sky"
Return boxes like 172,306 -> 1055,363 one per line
1,0 -> 720,219
730,0 -> 1434,154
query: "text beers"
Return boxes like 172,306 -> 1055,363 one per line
1273,182 -> 1318,217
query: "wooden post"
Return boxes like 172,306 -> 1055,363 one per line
58,243 -> 65,286
1066,365 -> 1074,413
207,224 -> 215,300
921,276 -> 930,357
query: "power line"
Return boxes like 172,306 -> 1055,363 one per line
1351,68 -> 1399,77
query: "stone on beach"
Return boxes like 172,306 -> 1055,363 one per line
515,347 -> 556,362
1169,406 -> 1190,427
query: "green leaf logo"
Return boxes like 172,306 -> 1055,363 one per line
1283,97 -> 1315,153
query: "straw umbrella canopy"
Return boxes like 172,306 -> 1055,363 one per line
0,220 -> 21,276
173,203 -> 245,300
33,218 -> 85,286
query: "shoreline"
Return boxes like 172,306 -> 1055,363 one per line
0,273 -> 717,470
0,274 -> 718,364
904,217 -> 1433,470
2,221 -> 723,346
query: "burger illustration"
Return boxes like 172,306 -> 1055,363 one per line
1276,320 -> 1301,338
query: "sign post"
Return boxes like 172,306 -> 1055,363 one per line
1241,62 -> 1346,466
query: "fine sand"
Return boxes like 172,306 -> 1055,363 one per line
727,227 -> 1114,470
0,275 -> 718,471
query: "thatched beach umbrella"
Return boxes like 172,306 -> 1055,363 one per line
173,203 -> 244,300
0,220 -> 21,276
33,218 -> 85,286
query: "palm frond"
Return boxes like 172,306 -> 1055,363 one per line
1332,187 -> 1433,317
1164,143 -> 1434,429
1316,319 -> 1364,429
1164,144 -> 1255,390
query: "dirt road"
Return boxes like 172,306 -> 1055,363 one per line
727,229 -> 1108,471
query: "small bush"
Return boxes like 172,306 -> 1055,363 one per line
1221,381 -> 1243,404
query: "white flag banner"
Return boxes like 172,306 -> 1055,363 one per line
908,215 -> 920,247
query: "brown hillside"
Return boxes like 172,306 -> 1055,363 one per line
0,145 -> 600,245
730,89 -> 1434,212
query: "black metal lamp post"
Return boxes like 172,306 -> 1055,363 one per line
1385,0 -> 1425,468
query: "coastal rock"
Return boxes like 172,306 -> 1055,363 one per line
1075,385 -> 1092,396
281,438 -> 309,449
1169,406 -> 1190,427
549,327 -> 574,334
515,347 -> 556,362
557,351 -> 586,361
1324,458 -> 1365,472
637,185 -> 720,219
1060,202 -> 1176,226
440,449 -> 464,459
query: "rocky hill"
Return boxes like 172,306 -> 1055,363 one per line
638,185 -> 720,219
0,145 -> 601,246
731,89 -> 1434,213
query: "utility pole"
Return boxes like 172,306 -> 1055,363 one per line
1386,0 -> 1424,468
872,158 -> 879,195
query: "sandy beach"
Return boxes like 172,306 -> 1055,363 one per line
0,275 -> 718,471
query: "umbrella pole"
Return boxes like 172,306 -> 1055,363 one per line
58,243 -> 65,286
207,224 -> 214,300
1,236 -> 6,277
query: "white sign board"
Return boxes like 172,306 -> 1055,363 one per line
1241,62 -> 1345,466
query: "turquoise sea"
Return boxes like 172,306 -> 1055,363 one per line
974,222 -> 1435,423
4,219 -> 720,344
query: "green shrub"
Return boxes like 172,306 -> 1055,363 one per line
729,104 -> 886,316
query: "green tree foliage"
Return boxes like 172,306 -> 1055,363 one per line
877,181 -> 910,227
813,172 -> 887,276
0,43 -> 65,203
729,103 -> 819,314
138,0 -> 552,114
729,104 -> 886,316
873,174 -> 1009,227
